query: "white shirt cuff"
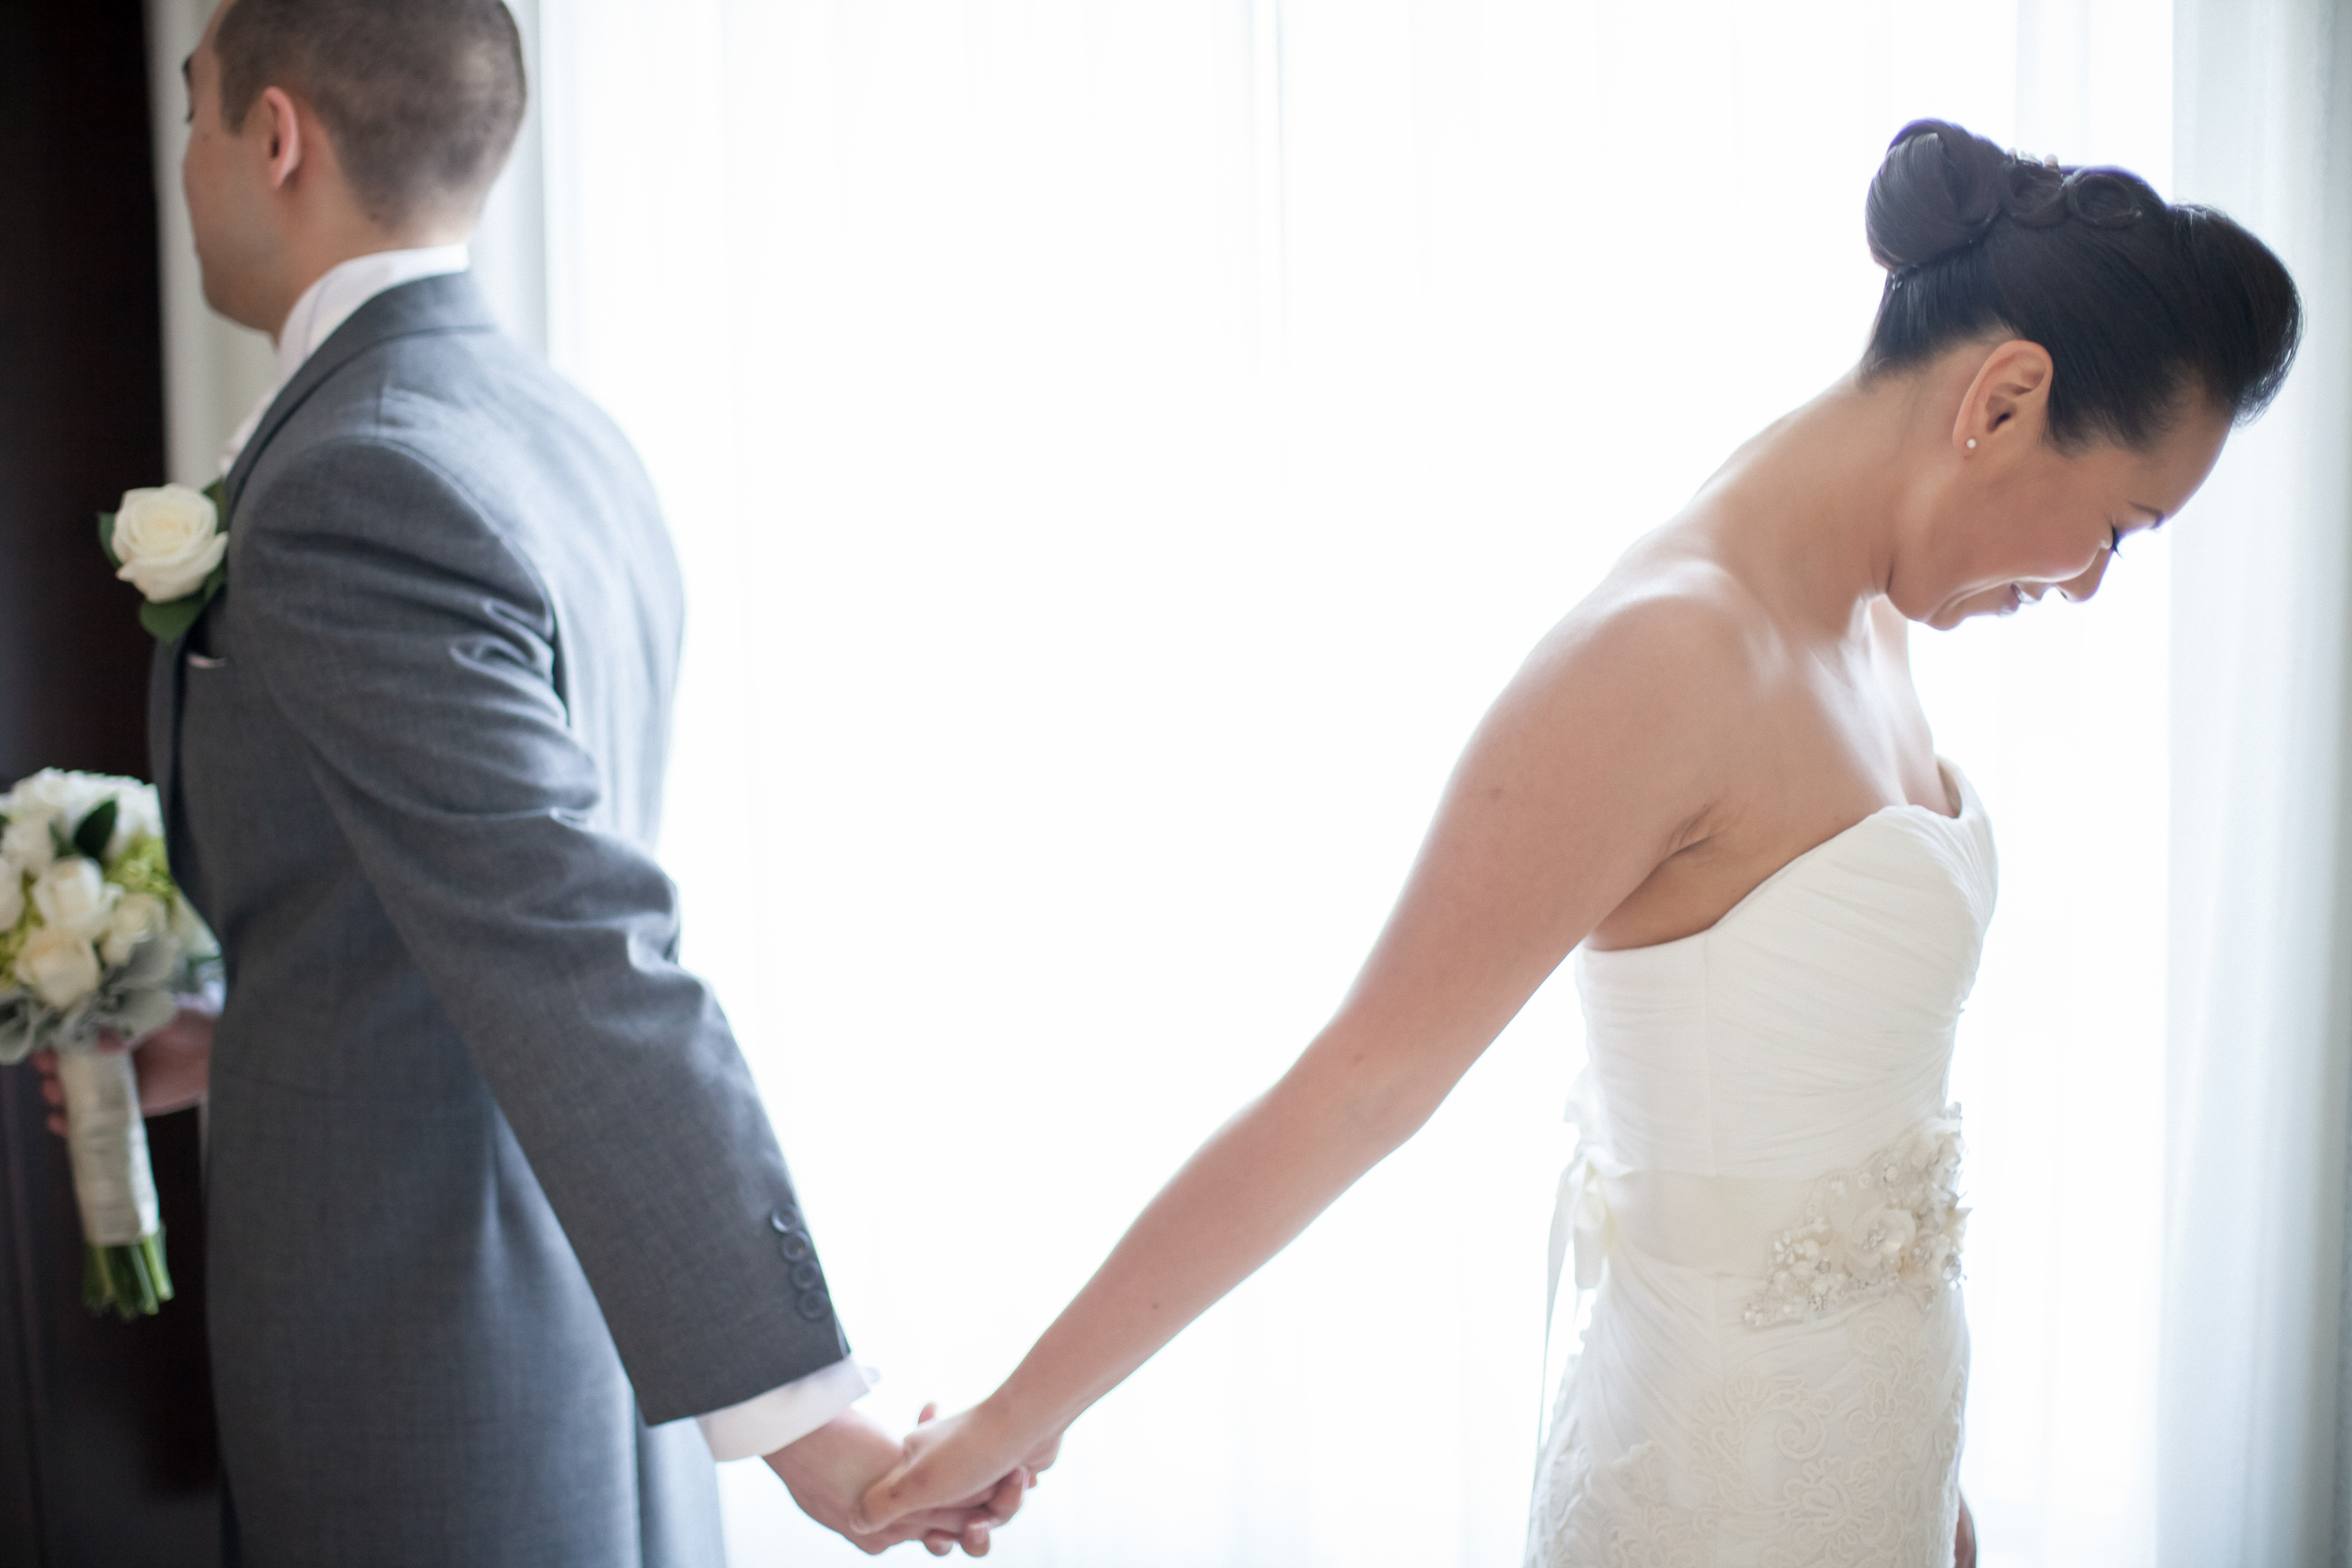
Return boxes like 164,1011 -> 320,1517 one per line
696,1355 -> 876,1462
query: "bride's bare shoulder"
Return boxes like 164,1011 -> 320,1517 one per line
1518,549 -> 1780,713
1459,549 -> 1777,849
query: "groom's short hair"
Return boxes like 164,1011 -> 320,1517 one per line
215,0 -> 526,229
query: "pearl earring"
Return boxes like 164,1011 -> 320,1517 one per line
1966,438 -> 1978,450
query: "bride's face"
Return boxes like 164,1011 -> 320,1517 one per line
1917,396 -> 2232,630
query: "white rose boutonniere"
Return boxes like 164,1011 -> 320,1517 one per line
100,479 -> 229,641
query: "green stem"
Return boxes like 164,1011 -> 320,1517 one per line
81,1228 -> 173,1320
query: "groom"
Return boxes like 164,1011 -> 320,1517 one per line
49,1 -> 1025,1560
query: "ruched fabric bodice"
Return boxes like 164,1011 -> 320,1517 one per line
1527,762 -> 1995,1567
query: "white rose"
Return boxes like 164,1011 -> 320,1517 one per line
17,928 -> 103,1008
108,787 -> 164,852
32,859 -> 119,937
101,894 -> 166,967
3,769 -> 87,820
0,872 -> 22,931
112,483 -> 227,603
1,813 -> 57,876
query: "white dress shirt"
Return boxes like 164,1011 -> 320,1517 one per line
233,245 -> 873,1461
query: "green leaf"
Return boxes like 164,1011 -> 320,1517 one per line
139,593 -> 206,644
203,476 -> 228,515
72,800 -> 118,862
98,512 -> 119,568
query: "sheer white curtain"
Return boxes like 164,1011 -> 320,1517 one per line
2160,0 -> 2352,1561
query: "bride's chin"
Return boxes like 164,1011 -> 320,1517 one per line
1940,585 -> 2025,626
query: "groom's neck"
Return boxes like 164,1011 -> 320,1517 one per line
262,215 -> 472,346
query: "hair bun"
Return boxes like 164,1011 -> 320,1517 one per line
1866,119 -> 2010,272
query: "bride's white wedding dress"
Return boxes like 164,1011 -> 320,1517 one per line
1527,761 -> 1994,1567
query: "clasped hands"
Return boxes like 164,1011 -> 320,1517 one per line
771,1401 -> 1052,1557
846,1399 -> 1064,1552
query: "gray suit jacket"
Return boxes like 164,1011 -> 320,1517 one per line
152,274 -> 848,1567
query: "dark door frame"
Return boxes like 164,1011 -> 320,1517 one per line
0,0 -> 224,1561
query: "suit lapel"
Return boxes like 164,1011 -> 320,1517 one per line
164,272 -> 501,858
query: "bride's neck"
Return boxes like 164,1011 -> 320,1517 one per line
1693,365 -> 1947,641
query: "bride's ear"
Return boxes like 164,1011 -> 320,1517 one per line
1952,339 -> 2054,456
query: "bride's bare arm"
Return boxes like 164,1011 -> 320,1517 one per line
856,592 -> 1744,1531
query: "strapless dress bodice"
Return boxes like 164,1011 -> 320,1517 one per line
1576,763 -> 1996,1180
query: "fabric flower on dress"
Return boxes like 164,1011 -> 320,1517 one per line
1744,1110 -> 1969,1328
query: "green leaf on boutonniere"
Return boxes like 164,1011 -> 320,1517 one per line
98,511 -> 119,568
138,588 -> 214,644
72,800 -> 118,863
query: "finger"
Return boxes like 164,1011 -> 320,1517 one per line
853,1471 -> 912,1535
981,1470 -> 1025,1525
29,1049 -> 53,1071
45,1114 -> 66,1136
40,1077 -> 62,1107
960,1520 -> 992,1558
917,1402 -> 939,1426
94,1032 -> 126,1053
923,1533 -> 952,1557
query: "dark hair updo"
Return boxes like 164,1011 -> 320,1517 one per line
1862,119 -> 2301,450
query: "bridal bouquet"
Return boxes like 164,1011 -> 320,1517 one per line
0,770 -> 218,1319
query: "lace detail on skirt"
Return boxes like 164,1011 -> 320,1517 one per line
1526,1292 -> 1966,1568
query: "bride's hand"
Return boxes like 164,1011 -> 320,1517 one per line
856,1400 -> 1059,1538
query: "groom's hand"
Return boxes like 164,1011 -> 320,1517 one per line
766,1406 -> 1026,1557
31,1006 -> 215,1135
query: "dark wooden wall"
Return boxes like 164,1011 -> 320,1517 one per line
0,0 -> 224,1561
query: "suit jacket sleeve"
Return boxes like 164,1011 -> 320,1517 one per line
234,434 -> 850,1425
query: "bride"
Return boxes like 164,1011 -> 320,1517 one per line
859,119 -> 2300,1563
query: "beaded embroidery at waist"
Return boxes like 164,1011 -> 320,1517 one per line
1588,1108 -> 1968,1327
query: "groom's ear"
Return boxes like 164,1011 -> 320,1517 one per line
249,86 -> 308,191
